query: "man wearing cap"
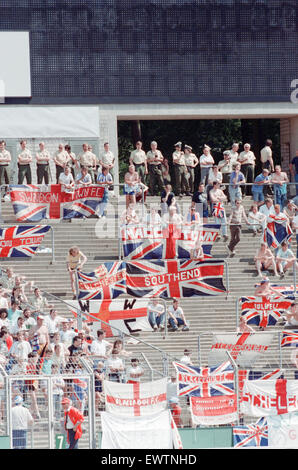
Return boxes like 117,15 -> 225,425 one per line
129,141 -> 147,183
11,395 -> 34,449
184,145 -> 199,194
146,141 -> 165,196
218,151 -> 233,201
172,142 -> 190,197
62,397 -> 84,449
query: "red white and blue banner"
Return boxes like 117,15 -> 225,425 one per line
67,298 -> 151,337
173,361 -> 236,425
9,184 -> 105,221
269,285 -> 297,298
241,379 -> 298,417
233,417 -> 268,448
173,361 -> 235,398
121,224 -> 220,259
264,215 -> 292,248
104,378 -> 167,417
281,330 -> 298,348
240,295 -> 292,328
0,225 -> 51,258
209,332 -> 275,367
77,263 -> 126,301
126,258 -> 226,298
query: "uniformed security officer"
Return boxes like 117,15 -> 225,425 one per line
18,140 -> 32,184
129,141 -> 147,183
78,143 -> 97,183
184,145 -> 199,194
146,141 -> 165,196
0,140 -> 11,186
36,142 -> 51,184
54,143 -> 70,184
172,141 -> 190,197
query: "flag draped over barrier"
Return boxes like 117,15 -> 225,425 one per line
208,332 -> 275,367
77,263 -> 127,300
0,225 -> 51,257
281,330 -> 298,348
126,258 -> 226,298
121,224 -> 220,259
104,378 -> 167,417
9,184 -> 104,220
240,295 -> 292,328
233,417 -> 268,448
67,298 -> 151,337
241,379 -> 298,417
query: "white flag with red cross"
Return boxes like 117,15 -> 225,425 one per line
104,378 -> 167,417
241,379 -> 298,417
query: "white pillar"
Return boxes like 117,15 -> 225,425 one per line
98,110 -> 119,195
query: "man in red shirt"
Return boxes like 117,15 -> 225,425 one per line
62,397 -> 85,449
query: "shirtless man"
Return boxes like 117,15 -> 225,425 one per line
254,277 -> 280,296
254,242 -> 278,278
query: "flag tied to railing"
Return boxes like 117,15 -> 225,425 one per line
233,418 -> 268,448
240,295 -> 292,328
121,223 -> 220,259
0,225 -> 51,257
76,259 -> 226,299
9,184 -> 105,220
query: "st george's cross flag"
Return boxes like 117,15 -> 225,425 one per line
67,298 -> 151,337
240,295 -> 292,328
77,262 -> 126,300
238,369 -> 283,397
126,258 -> 226,298
241,379 -> 298,417
281,330 -> 298,348
263,214 -> 292,248
173,361 -> 237,425
208,332 -> 275,367
233,417 -> 268,448
0,225 -> 51,257
104,378 -> 167,417
121,224 -> 220,259
9,184 -> 105,221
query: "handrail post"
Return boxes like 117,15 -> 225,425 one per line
226,351 -> 240,425
224,259 -> 229,299
75,269 -> 82,330
50,225 -> 55,264
236,297 -> 240,330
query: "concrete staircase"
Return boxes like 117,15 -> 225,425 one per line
1,193 -> 297,446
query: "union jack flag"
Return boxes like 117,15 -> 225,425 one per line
122,224 -> 220,259
264,215 -> 292,248
281,330 -> 298,348
173,361 -> 235,397
126,258 -> 226,298
77,262 -> 126,300
240,295 -> 292,328
0,225 -> 51,257
233,417 -> 268,448
9,184 -> 104,221
212,202 -> 225,218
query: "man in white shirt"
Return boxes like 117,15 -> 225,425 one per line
172,142 -> 190,197
237,143 -> 256,195
75,166 -> 92,186
44,309 -> 64,336
259,198 -> 275,219
58,165 -> 74,193
54,143 -> 70,183
22,308 -> 37,332
129,141 -> 147,183
146,141 -> 165,196
18,140 -> 33,184
199,145 -> 214,185
168,299 -> 189,331
90,329 -> 112,360
36,141 -> 51,184
147,299 -> 165,331
99,142 -> 115,185
127,358 -> 144,384
260,139 -> 274,172
229,143 -> 239,164
276,241 -> 297,277
12,395 -> 34,449
78,143 -> 97,183
0,140 -> 11,186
